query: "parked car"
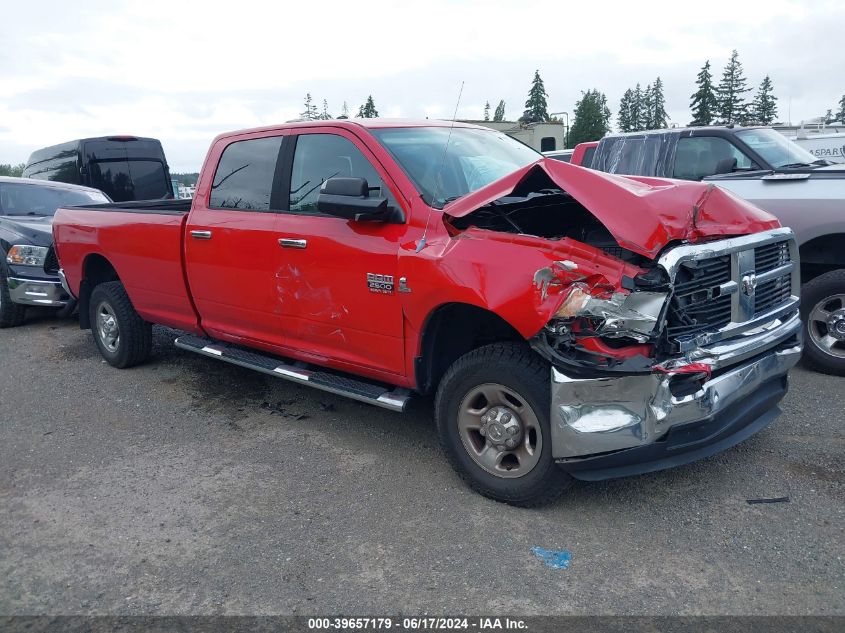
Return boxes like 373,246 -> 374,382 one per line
543,149 -> 573,163
543,142 -> 599,167
590,126 -> 845,375
23,136 -> 174,202
54,120 -> 801,505
570,141 -> 599,167
0,177 -> 110,327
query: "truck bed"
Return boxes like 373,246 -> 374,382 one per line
53,200 -> 200,333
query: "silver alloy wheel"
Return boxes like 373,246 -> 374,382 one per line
808,294 -> 845,359
96,300 -> 120,353
457,382 -> 542,479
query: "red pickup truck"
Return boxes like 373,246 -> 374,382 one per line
53,119 -> 802,506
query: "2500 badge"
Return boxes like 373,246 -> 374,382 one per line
367,273 -> 394,294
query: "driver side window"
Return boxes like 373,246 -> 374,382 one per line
673,137 -> 752,180
288,133 -> 395,214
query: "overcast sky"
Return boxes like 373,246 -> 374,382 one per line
1,0 -> 842,172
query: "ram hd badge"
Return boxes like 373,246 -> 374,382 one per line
367,273 -> 394,294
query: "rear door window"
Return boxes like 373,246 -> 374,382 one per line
672,137 -> 753,180
210,136 -> 284,211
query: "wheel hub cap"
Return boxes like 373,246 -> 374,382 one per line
479,406 -> 523,450
828,310 -> 845,341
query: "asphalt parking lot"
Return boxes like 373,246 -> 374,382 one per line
1,313 -> 843,616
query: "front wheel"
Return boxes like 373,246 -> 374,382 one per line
89,281 -> 152,368
801,270 -> 845,376
435,343 -> 573,506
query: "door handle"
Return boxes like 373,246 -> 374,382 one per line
190,230 -> 213,240
278,238 -> 307,249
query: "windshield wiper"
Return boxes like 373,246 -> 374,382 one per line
779,162 -> 813,169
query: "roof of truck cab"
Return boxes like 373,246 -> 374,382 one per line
213,118 -> 490,140
602,125 -> 766,139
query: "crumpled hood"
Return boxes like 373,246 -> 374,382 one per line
0,215 -> 55,246
443,158 -> 780,259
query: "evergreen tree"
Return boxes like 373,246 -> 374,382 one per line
318,99 -> 332,120
483,101 -> 491,121
837,95 -> 845,123
338,101 -> 350,119
617,88 -> 634,132
300,93 -> 319,121
750,75 -> 778,125
630,84 -> 644,132
649,77 -> 668,129
567,89 -> 611,147
641,83 -> 653,129
356,95 -> 379,118
493,100 -> 506,122
523,69 -> 550,122
716,50 -> 751,124
690,60 -> 718,126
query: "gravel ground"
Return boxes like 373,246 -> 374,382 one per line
1,313 -> 842,615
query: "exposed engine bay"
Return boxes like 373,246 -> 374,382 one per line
446,176 -> 677,375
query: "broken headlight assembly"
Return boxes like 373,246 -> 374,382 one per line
533,270 -> 671,373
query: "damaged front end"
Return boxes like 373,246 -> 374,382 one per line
535,228 -> 803,477
444,161 -> 802,477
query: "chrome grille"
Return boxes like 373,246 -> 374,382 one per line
667,256 -> 732,340
662,231 -> 799,350
754,241 -> 789,274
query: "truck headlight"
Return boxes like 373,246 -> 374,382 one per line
6,245 -> 49,267
552,283 -> 667,340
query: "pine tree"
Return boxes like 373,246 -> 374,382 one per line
641,83 -> 653,130
716,50 -> 751,124
318,99 -> 332,120
568,89 -> 611,147
630,84 -> 644,132
300,93 -> 319,121
356,95 -> 379,118
837,95 -> 845,123
750,75 -> 778,125
483,101 -> 491,121
493,100 -> 506,122
690,60 -> 718,126
523,70 -> 550,122
617,89 -> 634,132
338,101 -> 350,119
649,77 -> 668,129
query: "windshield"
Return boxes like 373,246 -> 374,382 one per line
89,159 -> 170,202
735,128 -> 819,168
0,183 -> 109,216
371,127 -> 540,208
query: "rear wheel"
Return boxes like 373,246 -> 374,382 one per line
0,266 -> 27,328
801,270 -> 845,376
435,343 -> 573,506
89,281 -> 152,368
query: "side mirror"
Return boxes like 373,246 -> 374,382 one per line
317,177 -> 403,223
713,157 -> 738,175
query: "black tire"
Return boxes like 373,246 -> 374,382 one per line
801,269 -> 845,376
88,281 -> 152,368
435,342 -> 574,507
0,266 -> 27,328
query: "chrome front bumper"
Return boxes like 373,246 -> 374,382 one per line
7,277 -> 70,307
550,311 -> 802,465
